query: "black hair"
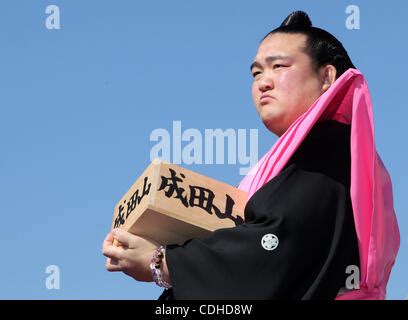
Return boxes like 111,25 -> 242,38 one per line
263,11 -> 356,78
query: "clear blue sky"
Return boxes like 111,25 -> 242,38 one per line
0,0 -> 406,299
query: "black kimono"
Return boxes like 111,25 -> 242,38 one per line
158,120 -> 360,300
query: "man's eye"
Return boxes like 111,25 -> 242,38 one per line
273,64 -> 284,69
252,71 -> 261,78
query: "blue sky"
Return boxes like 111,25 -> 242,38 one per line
0,0 -> 406,299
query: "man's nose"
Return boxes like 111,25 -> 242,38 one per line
258,77 -> 274,92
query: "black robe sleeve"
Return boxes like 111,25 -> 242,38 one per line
158,120 -> 360,300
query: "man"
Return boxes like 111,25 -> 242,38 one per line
102,11 -> 399,300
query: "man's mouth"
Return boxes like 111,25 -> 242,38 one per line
259,94 -> 275,104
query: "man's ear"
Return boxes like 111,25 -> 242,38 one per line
320,65 -> 337,92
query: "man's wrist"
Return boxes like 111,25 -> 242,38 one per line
150,245 -> 172,288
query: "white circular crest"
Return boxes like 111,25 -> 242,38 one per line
261,233 -> 279,251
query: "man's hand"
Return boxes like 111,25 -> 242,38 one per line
102,228 -> 160,282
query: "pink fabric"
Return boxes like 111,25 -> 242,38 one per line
238,68 -> 400,300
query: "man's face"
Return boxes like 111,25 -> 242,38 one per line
251,33 -> 325,136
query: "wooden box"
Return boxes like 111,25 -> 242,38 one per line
111,159 -> 248,245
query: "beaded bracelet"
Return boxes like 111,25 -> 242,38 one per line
150,245 -> 172,289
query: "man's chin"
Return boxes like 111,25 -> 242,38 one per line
261,117 -> 284,137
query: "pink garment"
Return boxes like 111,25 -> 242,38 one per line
238,68 -> 400,300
